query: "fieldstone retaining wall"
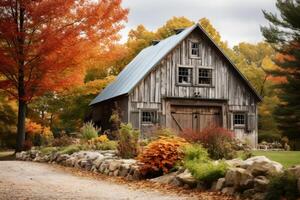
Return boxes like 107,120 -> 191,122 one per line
16,150 -> 142,181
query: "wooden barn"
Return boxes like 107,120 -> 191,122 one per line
89,23 -> 262,147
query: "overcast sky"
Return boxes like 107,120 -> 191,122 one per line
120,0 -> 277,47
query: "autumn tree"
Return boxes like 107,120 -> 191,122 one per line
0,0 -> 128,151
261,0 -> 300,149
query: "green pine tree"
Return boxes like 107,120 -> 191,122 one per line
261,0 -> 300,149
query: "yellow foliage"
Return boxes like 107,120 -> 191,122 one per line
89,135 -> 109,144
25,119 -> 53,138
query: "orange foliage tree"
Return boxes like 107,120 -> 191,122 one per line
0,0 -> 128,151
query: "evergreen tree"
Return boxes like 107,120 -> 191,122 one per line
261,0 -> 300,149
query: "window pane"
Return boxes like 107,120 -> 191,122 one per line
191,42 -> 199,57
234,114 -> 245,125
142,111 -> 156,123
178,67 -> 192,84
198,69 -> 212,85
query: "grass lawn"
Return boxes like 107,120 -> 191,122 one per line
251,150 -> 300,168
0,151 -> 15,161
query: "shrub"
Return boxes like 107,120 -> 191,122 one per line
23,140 -> 33,150
185,160 -> 228,185
179,127 -> 237,160
51,135 -> 73,147
182,144 -> 228,185
182,144 -> 209,163
80,121 -> 99,141
117,123 -> 139,158
265,172 -> 299,200
138,136 -> 188,177
95,141 -> 117,150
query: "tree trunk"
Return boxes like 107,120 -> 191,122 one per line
16,99 -> 26,152
15,1 -> 26,153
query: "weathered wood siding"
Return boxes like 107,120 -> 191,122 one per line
128,28 -> 258,147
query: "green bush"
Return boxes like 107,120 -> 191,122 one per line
265,172 -> 299,200
95,141 -> 117,150
80,121 -> 99,141
183,144 -> 228,185
59,145 -> 82,155
117,123 -> 139,159
183,144 -> 209,163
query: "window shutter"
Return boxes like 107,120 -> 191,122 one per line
228,113 -> 234,130
130,111 -> 139,129
247,113 -> 255,132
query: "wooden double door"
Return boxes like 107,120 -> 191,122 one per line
170,105 -> 222,133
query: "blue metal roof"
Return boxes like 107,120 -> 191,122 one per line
89,25 -> 197,105
90,23 -> 262,105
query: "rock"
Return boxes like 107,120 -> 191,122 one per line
244,156 -> 283,176
169,176 -> 183,187
108,161 -> 122,171
56,154 -> 70,163
99,162 -> 109,173
85,152 -> 101,161
65,157 -> 76,167
221,187 -> 235,195
287,165 -> 300,178
119,164 -> 130,177
211,178 -> 225,191
225,168 -> 253,190
253,176 -> 270,192
225,158 -> 244,168
113,170 -> 119,176
176,169 -> 197,188
92,156 -> 105,168
150,172 -> 177,184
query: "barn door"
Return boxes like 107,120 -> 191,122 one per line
170,105 -> 222,133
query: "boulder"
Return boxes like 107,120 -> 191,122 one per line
225,168 -> 253,189
225,158 -> 244,168
65,157 -> 76,167
108,161 -> 122,171
56,154 -> 70,163
119,164 -> 130,177
221,187 -> 235,195
244,156 -> 283,176
92,156 -> 105,169
211,178 -> 225,191
85,152 -> 101,161
150,172 -> 177,184
287,165 -> 300,178
253,176 -> 270,192
176,169 -> 197,188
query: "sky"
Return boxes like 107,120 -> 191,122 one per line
120,0 -> 277,47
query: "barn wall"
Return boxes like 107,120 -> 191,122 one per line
91,95 -> 128,132
128,29 -> 258,146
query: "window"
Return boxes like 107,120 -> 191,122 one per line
178,67 -> 192,84
190,42 -> 200,57
198,68 -> 212,85
141,111 -> 156,123
234,113 -> 245,126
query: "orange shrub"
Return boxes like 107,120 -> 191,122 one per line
138,136 -> 188,177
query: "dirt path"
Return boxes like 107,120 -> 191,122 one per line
0,161 -> 195,200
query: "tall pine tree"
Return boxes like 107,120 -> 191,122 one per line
261,0 -> 300,149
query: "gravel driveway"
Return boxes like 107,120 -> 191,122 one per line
0,161 -> 193,200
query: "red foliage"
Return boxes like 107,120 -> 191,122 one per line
179,127 -> 234,144
0,0 -> 128,101
138,136 -> 188,177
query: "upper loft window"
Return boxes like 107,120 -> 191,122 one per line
178,67 -> 192,85
233,113 -> 246,127
190,42 -> 200,58
198,68 -> 212,85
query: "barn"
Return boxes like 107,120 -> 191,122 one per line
89,23 -> 262,147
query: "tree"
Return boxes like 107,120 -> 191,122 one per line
261,0 -> 300,148
0,0 -> 128,152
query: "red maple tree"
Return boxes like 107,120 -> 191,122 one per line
0,0 -> 128,151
